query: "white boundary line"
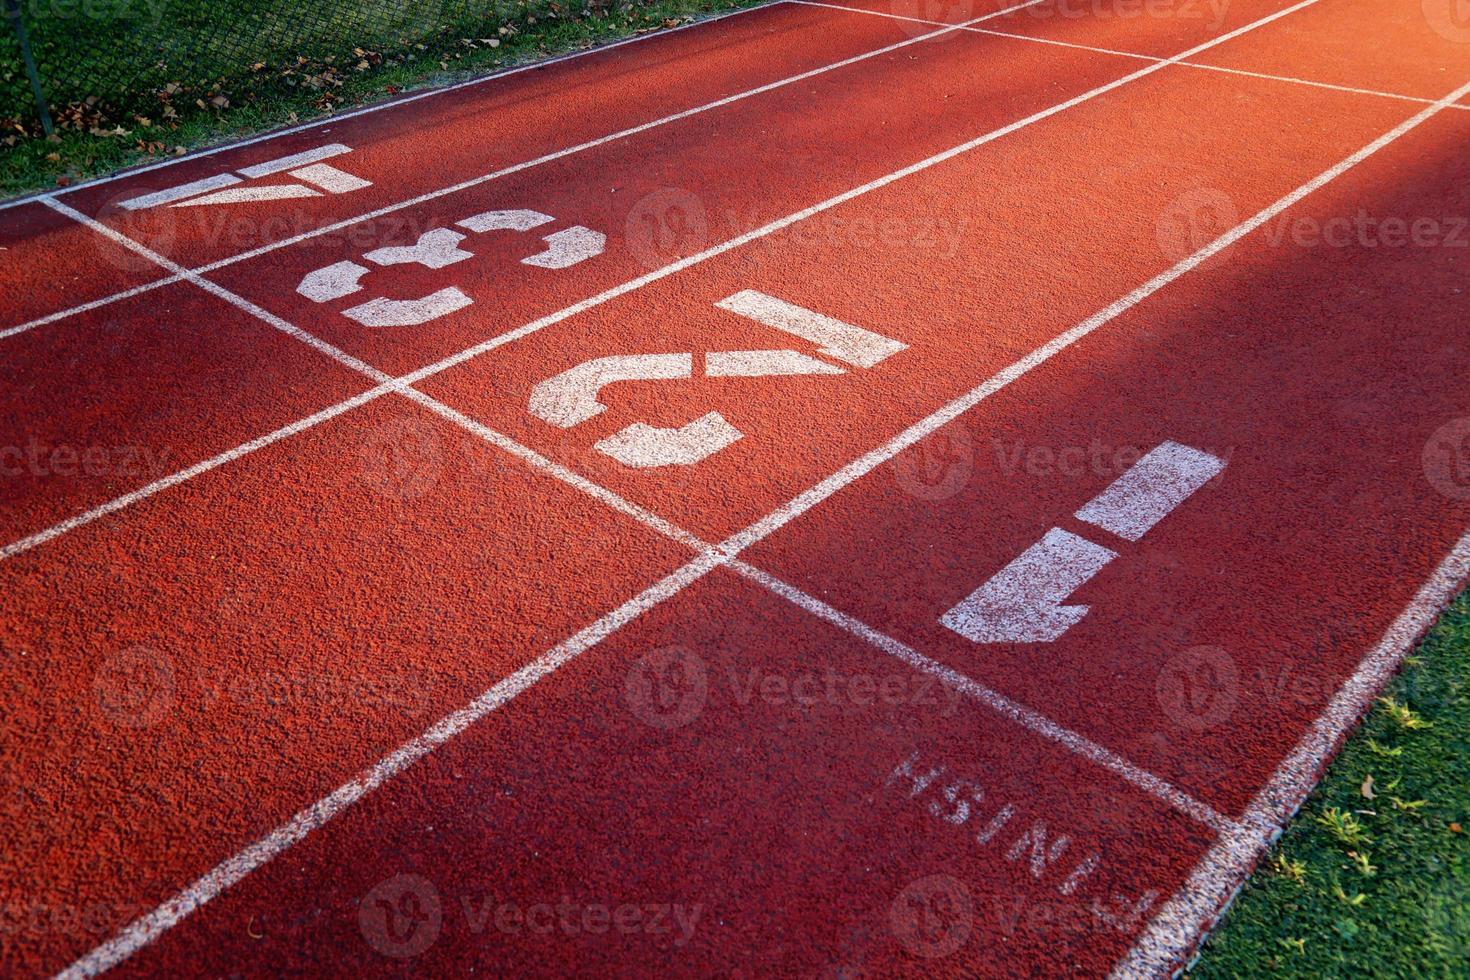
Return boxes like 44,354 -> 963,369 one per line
0,1 -> 791,215
790,0 -> 1470,112
1110,528 -> 1470,978
1,0 -> 1037,342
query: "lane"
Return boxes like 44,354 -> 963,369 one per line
0,204 -> 171,331
743,99 -> 1470,817
103,569 -> 1217,978
0,283 -> 373,543
1,5 -> 1163,550
419,62 -> 1413,544
54,1 -> 943,268
0,396 -> 693,977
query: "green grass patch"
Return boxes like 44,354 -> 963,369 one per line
1190,592 -> 1470,977
1,0 -> 769,197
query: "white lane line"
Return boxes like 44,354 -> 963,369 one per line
728,557 -> 1237,834
1110,527 -> 1470,979
789,0 -> 1470,112
55,551 -> 729,980
2,0 -> 1034,341
0,277 -> 177,342
719,71 -> 1470,557
400,0 -> 1322,387
0,0 -> 789,215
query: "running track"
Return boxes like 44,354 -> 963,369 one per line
3,0 -> 1470,975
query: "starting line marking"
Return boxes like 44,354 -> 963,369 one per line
28,5 -> 1470,975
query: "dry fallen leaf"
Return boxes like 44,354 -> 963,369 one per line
1360,774 -> 1375,799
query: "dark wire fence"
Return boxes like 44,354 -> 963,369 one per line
2,0 -> 568,137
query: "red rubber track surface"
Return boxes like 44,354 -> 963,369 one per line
3,0 -> 1470,976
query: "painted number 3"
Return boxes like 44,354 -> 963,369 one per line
295,209 -> 605,327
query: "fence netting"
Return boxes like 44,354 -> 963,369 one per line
3,0 -> 567,135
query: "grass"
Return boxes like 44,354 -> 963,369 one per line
1190,592 -> 1470,978
0,0 -> 769,197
